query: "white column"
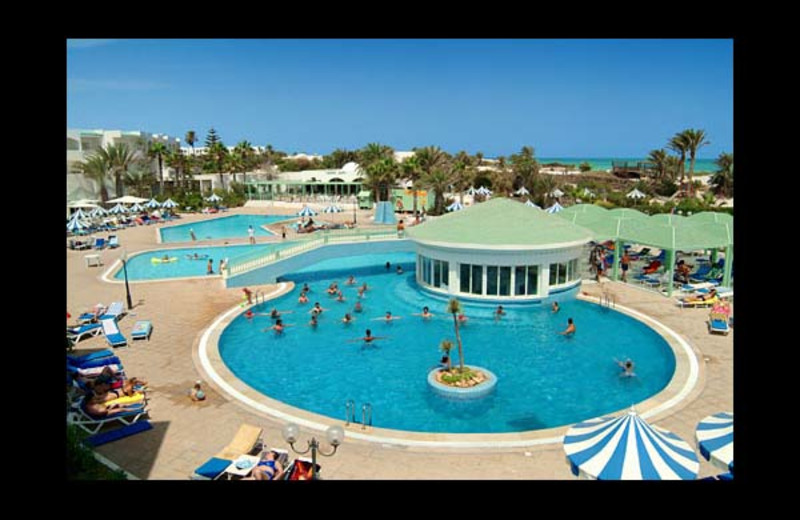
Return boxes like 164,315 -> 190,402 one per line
541,263 -> 550,297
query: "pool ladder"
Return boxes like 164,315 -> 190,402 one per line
345,400 -> 373,429
600,292 -> 616,309
253,289 -> 264,305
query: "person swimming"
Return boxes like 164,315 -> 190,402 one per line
346,275 -> 357,285
342,313 -> 354,324
494,305 -> 506,320
298,292 -> 309,304
245,310 -> 254,319
616,358 -> 636,377
552,301 -> 560,313
310,302 -> 325,315
263,319 -> 292,334
414,306 -> 433,319
350,329 -> 387,344
336,290 -> 345,302
560,318 -> 576,336
309,315 -> 318,328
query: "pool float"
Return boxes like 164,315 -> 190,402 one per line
151,257 -> 178,264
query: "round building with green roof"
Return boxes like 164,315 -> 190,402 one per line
405,198 -> 594,301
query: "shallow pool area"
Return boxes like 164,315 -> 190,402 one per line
113,242 -> 297,281
218,252 -> 676,434
159,214 -> 291,243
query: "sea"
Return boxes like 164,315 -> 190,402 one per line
537,157 -> 717,173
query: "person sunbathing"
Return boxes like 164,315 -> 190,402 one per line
682,288 -> 718,303
83,393 -> 143,418
248,451 -> 284,481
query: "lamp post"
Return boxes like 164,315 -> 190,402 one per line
120,248 -> 133,310
353,195 -> 358,225
281,424 -> 344,480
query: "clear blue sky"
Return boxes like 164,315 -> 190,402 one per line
67,39 -> 732,158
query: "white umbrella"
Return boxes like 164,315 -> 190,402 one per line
108,203 -> 129,215
626,188 -> 647,199
106,195 -> 148,204
161,198 -> 178,209
476,186 -> 492,195
145,198 -> 161,209
66,214 -> 89,233
206,193 -> 223,203
68,201 -> 100,210
524,199 -> 541,209
564,409 -> 699,480
550,188 -> 564,198
583,188 -> 596,198
466,186 -> 477,196
446,201 -> 464,212
129,202 -> 145,212
297,206 -> 317,217
545,202 -> 564,214
514,186 -> 530,196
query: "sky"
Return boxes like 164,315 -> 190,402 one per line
66,39 -> 733,158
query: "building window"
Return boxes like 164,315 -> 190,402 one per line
570,259 -> 579,281
441,260 -> 449,288
527,265 -> 539,295
471,264 -> 483,295
558,262 -> 568,284
549,263 -> 558,286
486,266 -> 498,296
433,259 -> 442,287
460,263 -> 471,293
499,266 -> 511,296
514,266 -> 527,295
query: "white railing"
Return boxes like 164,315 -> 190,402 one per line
225,230 -> 400,278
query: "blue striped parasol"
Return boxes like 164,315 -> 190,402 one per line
545,202 -> 564,214
206,193 -> 223,202
564,409 -> 699,480
161,198 -> 178,209
446,201 -> 464,212
322,205 -> 343,214
107,203 -> 129,215
524,199 -> 541,209
696,412 -> 733,473
67,213 -> 89,233
89,206 -> 108,218
297,206 -> 317,217
514,186 -> 530,196
145,198 -> 161,209
129,202 -> 145,212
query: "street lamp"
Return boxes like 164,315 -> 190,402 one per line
353,195 -> 358,225
120,248 -> 133,310
281,424 -> 344,480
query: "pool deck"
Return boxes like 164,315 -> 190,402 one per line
67,206 -> 733,480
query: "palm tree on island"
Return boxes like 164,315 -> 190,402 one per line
446,298 -> 465,372
684,129 -> 710,196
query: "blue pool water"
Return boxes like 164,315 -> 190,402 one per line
114,243 -> 296,280
218,252 -> 676,434
159,215 -> 291,243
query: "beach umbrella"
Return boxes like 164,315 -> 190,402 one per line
476,186 -> 492,195
106,195 -> 148,204
206,193 -> 223,203
524,199 -> 541,209
161,198 -> 178,209
145,198 -> 161,209
297,206 -> 317,217
323,205 -> 343,221
583,188 -> 596,198
66,214 -> 89,233
108,203 -> 129,215
696,412 -> 733,474
88,206 -> 108,218
626,188 -> 647,200
514,186 -> 530,196
70,208 -> 89,220
564,409 -> 699,480
129,202 -> 145,212
446,201 -> 464,212
466,186 -> 477,196
545,202 -> 564,214
550,188 -> 565,198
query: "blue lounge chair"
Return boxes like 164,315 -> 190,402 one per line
67,322 -> 103,344
708,313 -> 730,335
85,420 -> 153,447
66,355 -> 123,375
101,319 -> 127,348
131,320 -> 152,341
67,349 -> 115,366
99,301 -> 125,321
94,237 -> 106,250
191,457 -> 233,480
107,235 -> 120,248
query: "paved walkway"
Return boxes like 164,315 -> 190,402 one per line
67,206 -> 732,479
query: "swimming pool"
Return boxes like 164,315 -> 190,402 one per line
159,214 -> 291,243
114,243 -> 297,281
217,252 -> 676,434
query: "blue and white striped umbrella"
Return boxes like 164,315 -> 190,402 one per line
66,214 -> 89,233
145,198 -> 161,209
108,203 -> 129,215
626,188 -> 646,199
514,186 -> 530,196
206,193 -> 223,202
466,186 -> 477,196
161,198 -> 178,209
545,202 -> 564,214
446,201 -> 464,212
524,199 -> 541,209
297,206 -> 317,217
89,206 -> 108,218
550,188 -> 564,198
129,202 -> 145,212
564,409 -> 699,480
70,208 -> 88,220
583,188 -> 596,198
476,186 -> 492,196
322,205 -> 343,214
696,412 -> 733,473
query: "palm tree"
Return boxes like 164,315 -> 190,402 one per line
664,156 -> 681,181
148,142 -> 168,195
96,143 -> 137,197
165,149 -> 189,193
358,142 -> 394,167
204,128 -> 228,192
510,145 -> 540,192
684,129 -> 710,195
415,146 -> 449,207
710,152 -> 733,197
185,130 -> 197,156
323,148 -> 359,169
422,167 -> 453,214
233,140 -> 254,185
439,340 -> 453,371
647,149 -> 669,180
124,168 -> 155,198
667,132 -> 690,190
446,299 -> 465,372
74,155 -> 110,202
363,157 -> 396,202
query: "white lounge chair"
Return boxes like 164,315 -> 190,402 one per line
68,399 -> 148,434
67,322 -> 103,344
100,301 -> 125,321
101,318 -> 127,348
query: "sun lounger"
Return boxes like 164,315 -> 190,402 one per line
85,420 -> 153,447
131,320 -> 152,341
99,301 -> 125,321
107,235 -> 120,248
101,318 -> 128,348
93,237 -> 106,250
66,349 -> 116,367
677,295 -> 720,308
67,322 -> 103,344
78,304 -> 107,323
284,457 -> 321,480
708,312 -> 730,335
71,364 -> 124,378
190,424 -> 264,480
68,399 -> 148,435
